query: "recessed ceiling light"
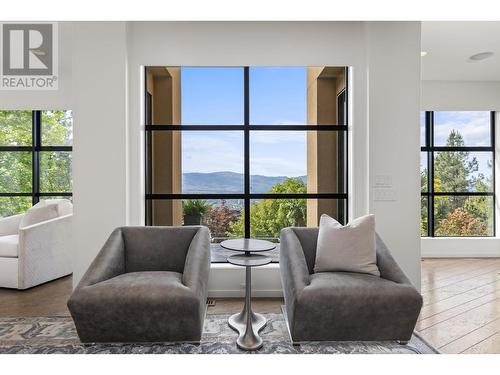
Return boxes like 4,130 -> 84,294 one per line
469,52 -> 494,61
420,51 -> 428,57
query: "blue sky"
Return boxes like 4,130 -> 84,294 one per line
181,67 -> 307,177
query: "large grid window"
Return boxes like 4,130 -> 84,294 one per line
0,110 -> 72,217
144,67 -> 349,242
421,111 -> 495,237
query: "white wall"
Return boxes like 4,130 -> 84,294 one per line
422,80 -> 500,110
71,22 -> 129,283
366,22 -> 422,286
421,81 -> 500,257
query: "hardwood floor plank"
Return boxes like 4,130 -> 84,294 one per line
417,292 -> 500,330
422,269 -> 500,305
421,259 -> 500,293
419,278 -> 500,320
419,294 -> 500,348
462,331 -> 500,354
440,317 -> 500,353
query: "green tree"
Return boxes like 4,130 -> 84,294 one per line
227,178 -> 307,239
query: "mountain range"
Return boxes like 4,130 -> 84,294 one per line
182,171 -> 306,194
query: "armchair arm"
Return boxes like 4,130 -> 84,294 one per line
75,227 -> 126,289
376,234 -> 412,285
0,214 -> 23,236
182,226 -> 211,298
17,214 -> 72,289
280,228 -> 311,324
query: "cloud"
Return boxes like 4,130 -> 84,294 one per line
250,156 -> 306,177
433,111 -> 490,146
182,132 -> 244,174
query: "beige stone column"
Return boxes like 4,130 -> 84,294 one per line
306,67 -> 346,226
146,67 -> 183,226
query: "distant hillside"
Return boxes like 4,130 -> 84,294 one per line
182,172 -> 306,194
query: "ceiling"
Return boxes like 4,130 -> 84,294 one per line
421,21 -> 500,81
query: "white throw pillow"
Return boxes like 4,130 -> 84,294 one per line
19,204 -> 59,228
313,214 -> 380,276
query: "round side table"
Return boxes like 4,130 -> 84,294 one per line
220,238 -> 276,351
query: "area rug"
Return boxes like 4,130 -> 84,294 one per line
0,314 -> 438,354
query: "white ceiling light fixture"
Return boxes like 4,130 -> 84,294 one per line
420,51 -> 428,57
469,51 -> 494,62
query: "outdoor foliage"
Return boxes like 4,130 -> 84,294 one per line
227,178 -> 307,239
182,199 -> 211,216
421,130 -> 493,236
0,110 -> 72,217
204,200 -> 240,238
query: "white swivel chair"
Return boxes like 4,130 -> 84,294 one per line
0,199 -> 73,289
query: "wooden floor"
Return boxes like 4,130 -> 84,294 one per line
417,258 -> 500,354
1,258 -> 500,353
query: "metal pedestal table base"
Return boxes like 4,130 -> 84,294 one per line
228,266 -> 267,351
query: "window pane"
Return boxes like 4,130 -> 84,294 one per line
250,130 -> 346,193
183,131 -> 244,193
42,110 -> 73,146
250,131 -> 305,193
182,67 -> 244,125
148,131 -> 244,194
40,152 -> 72,193
0,152 -> 32,193
434,151 -> 493,192
0,197 -> 32,217
249,198 -> 345,240
421,152 -> 428,192
434,111 -> 491,147
0,110 -> 32,146
249,67 -> 307,125
149,199 -> 243,239
434,195 -> 493,237
421,196 -> 428,236
420,111 -> 426,147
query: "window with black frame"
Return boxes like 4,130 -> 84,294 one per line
420,111 -> 495,237
144,66 -> 348,247
0,110 -> 73,217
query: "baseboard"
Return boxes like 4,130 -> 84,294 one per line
421,237 -> 500,258
208,263 -> 283,298
208,289 -> 283,298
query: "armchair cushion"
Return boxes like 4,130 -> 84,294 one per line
0,234 -> 19,258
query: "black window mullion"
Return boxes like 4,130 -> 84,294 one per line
243,66 -> 250,239
427,111 -> 434,237
32,110 -> 41,205
492,111 -> 496,236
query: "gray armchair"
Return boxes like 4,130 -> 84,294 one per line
67,226 -> 210,343
280,227 -> 422,343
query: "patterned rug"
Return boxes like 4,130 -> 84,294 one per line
0,314 -> 438,354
